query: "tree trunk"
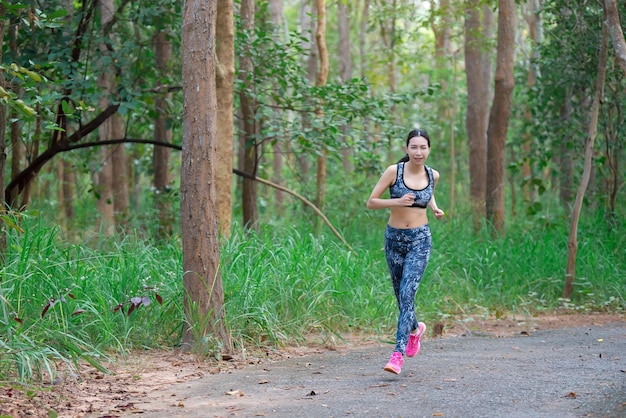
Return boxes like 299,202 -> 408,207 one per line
521,0 -> 542,203
564,16 -> 609,299
314,0 -> 329,216
96,0 -> 116,236
181,0 -> 232,354
604,0 -> 626,77
558,94 -> 574,210
153,27 -> 174,238
216,0 -> 235,237
486,0 -> 516,236
0,5 -> 7,258
298,1 -> 316,178
337,0 -> 353,172
8,22 -> 23,209
111,113 -> 129,227
239,0 -> 258,230
464,0 -> 494,233
62,159 -> 74,220
269,0 -> 286,214
359,0 -> 370,79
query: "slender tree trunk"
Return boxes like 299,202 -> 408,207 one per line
359,0 -> 370,80
269,0 -> 286,214
111,113 -> 129,227
0,5 -> 7,258
431,0 -> 454,213
521,0 -> 542,203
337,0 -> 353,172
564,17 -> 609,299
153,27 -> 174,238
62,159 -> 74,220
96,0 -> 116,236
464,0 -> 494,232
181,0 -> 232,354
239,0 -> 258,229
216,0 -> 235,236
558,94 -> 574,209
8,22 -> 23,209
298,1 -> 316,178
486,0 -> 516,236
314,0 -> 328,215
604,0 -> 626,77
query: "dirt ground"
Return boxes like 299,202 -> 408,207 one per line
1,312 -> 624,418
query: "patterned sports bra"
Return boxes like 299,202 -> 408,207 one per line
389,163 -> 434,208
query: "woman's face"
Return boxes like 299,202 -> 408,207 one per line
406,136 -> 430,164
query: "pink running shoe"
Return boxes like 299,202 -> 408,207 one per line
383,352 -> 404,375
405,322 -> 426,357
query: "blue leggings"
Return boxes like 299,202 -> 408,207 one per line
384,224 -> 432,354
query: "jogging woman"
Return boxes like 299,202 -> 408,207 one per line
366,128 -> 445,375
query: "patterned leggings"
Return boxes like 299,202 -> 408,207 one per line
384,224 -> 432,354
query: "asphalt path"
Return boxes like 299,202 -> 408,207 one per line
118,322 -> 625,418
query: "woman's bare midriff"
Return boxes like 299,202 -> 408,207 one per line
388,206 -> 429,229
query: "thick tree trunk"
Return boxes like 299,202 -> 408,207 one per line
153,28 -> 174,237
181,0 -> 232,354
564,17 -> 609,299
464,0 -> 494,232
486,0 -> 516,236
216,0 -> 234,237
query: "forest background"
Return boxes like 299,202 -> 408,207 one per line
0,0 -> 624,387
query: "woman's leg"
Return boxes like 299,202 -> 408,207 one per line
391,227 -> 432,354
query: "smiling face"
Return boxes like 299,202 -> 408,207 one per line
405,135 -> 431,164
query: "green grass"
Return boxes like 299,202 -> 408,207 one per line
0,206 -> 624,383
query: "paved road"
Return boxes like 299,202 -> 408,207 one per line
119,322 -> 625,418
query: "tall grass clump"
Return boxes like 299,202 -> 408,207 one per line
0,217 -> 183,382
221,223 -> 398,347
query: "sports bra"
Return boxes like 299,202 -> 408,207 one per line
389,163 -> 434,208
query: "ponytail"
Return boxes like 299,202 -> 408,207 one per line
397,154 -> 410,163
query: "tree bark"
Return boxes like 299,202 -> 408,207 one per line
153,27 -> 174,238
464,0 -> 494,232
337,0 -> 353,172
0,6 -> 7,258
239,0 -> 258,230
269,0 -> 286,214
521,0 -> 542,203
563,16 -> 609,299
486,0 -> 516,236
604,0 -> 626,77
314,0 -> 329,216
216,0 -> 235,237
181,0 -> 232,354
111,113 -> 129,227
95,0 -> 116,236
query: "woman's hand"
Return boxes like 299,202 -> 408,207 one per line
432,208 -> 445,220
398,193 -> 415,206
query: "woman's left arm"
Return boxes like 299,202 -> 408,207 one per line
428,169 -> 445,220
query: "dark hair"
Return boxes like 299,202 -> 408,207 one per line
398,129 -> 431,163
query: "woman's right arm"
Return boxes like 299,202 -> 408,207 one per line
366,165 -> 402,210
